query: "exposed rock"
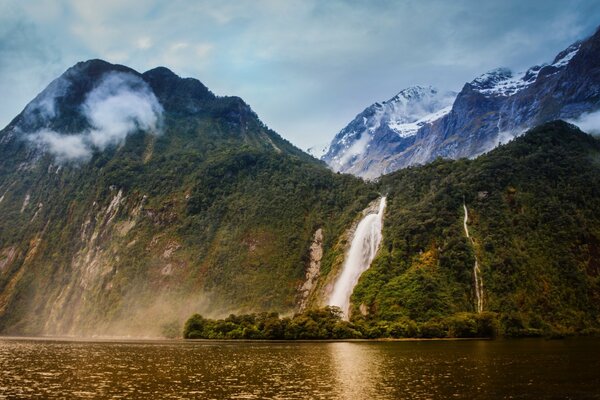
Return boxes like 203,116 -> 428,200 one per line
297,228 -> 323,312
323,28 -> 600,178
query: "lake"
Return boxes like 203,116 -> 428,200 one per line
0,337 -> 599,399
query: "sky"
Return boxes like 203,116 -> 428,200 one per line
1,1 -> 599,151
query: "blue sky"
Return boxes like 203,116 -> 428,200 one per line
1,0 -> 599,150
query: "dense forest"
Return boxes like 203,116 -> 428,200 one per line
1,59 -> 599,339
184,121 -> 600,339
351,121 -> 600,337
0,60 -> 376,336
182,307 -> 496,339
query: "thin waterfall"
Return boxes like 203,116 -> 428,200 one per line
328,197 -> 386,319
463,201 -> 484,313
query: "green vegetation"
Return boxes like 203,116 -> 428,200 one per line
1,62 -> 599,343
181,121 -> 600,339
0,70 -> 376,335
183,307 -> 498,339
352,121 -> 600,337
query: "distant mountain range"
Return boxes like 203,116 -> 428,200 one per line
323,27 -> 600,179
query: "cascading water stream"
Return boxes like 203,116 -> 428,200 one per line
463,202 -> 484,313
328,197 -> 386,319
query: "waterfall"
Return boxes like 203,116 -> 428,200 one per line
328,197 -> 386,319
463,202 -> 484,313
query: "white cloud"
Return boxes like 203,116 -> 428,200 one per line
568,110 -> 600,135
27,129 -> 91,162
84,72 -> 163,148
135,37 -> 153,50
335,132 -> 371,171
2,0 -> 600,150
26,71 -> 163,163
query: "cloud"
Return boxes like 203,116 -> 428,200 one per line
2,0 -> 600,150
27,129 -> 90,162
23,72 -> 73,124
568,110 -> 600,135
83,72 -> 163,148
26,71 -> 163,162
334,131 -> 371,170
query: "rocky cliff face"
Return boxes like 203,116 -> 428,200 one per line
324,27 -> 600,178
322,86 -> 456,179
0,59 -> 373,336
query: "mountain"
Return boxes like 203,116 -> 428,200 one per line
351,121 -> 600,336
324,27 -> 600,179
0,59 -> 375,336
1,60 -> 599,339
322,86 -> 456,179
186,120 -> 600,338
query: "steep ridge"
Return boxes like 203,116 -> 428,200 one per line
350,121 -> 600,335
0,59 -> 376,336
324,27 -> 600,178
322,86 -> 456,179
1,59 -> 599,338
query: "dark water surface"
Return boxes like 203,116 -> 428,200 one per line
0,337 -> 599,399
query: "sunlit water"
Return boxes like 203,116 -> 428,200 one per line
0,338 -> 599,399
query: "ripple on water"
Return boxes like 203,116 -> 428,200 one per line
0,339 -> 599,399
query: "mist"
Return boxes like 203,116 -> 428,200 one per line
26,71 -> 163,162
568,110 -> 600,135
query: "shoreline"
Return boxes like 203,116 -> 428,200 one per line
4,335 -> 594,344
0,335 -> 494,344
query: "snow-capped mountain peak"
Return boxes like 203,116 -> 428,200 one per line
321,85 -> 456,176
471,42 -> 583,98
321,26 -> 598,180
383,86 -> 456,137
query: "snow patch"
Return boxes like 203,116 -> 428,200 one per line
388,104 -> 453,138
552,43 -> 581,68
333,131 -> 372,171
383,86 -> 455,138
472,42 -> 580,98
472,68 -> 533,97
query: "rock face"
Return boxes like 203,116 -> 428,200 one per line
297,228 -> 323,312
324,27 -> 600,178
0,59 -> 371,336
322,86 -> 456,179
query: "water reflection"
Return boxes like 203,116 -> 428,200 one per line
0,338 -> 598,399
328,342 -> 383,399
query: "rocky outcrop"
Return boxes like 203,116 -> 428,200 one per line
297,228 -> 323,312
324,27 -> 600,178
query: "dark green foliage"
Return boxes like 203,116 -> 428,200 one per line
183,308 -> 500,339
0,65 -> 374,334
183,307 -> 364,340
352,121 -> 600,336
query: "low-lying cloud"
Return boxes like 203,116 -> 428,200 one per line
568,110 -> 600,135
27,71 -> 163,162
